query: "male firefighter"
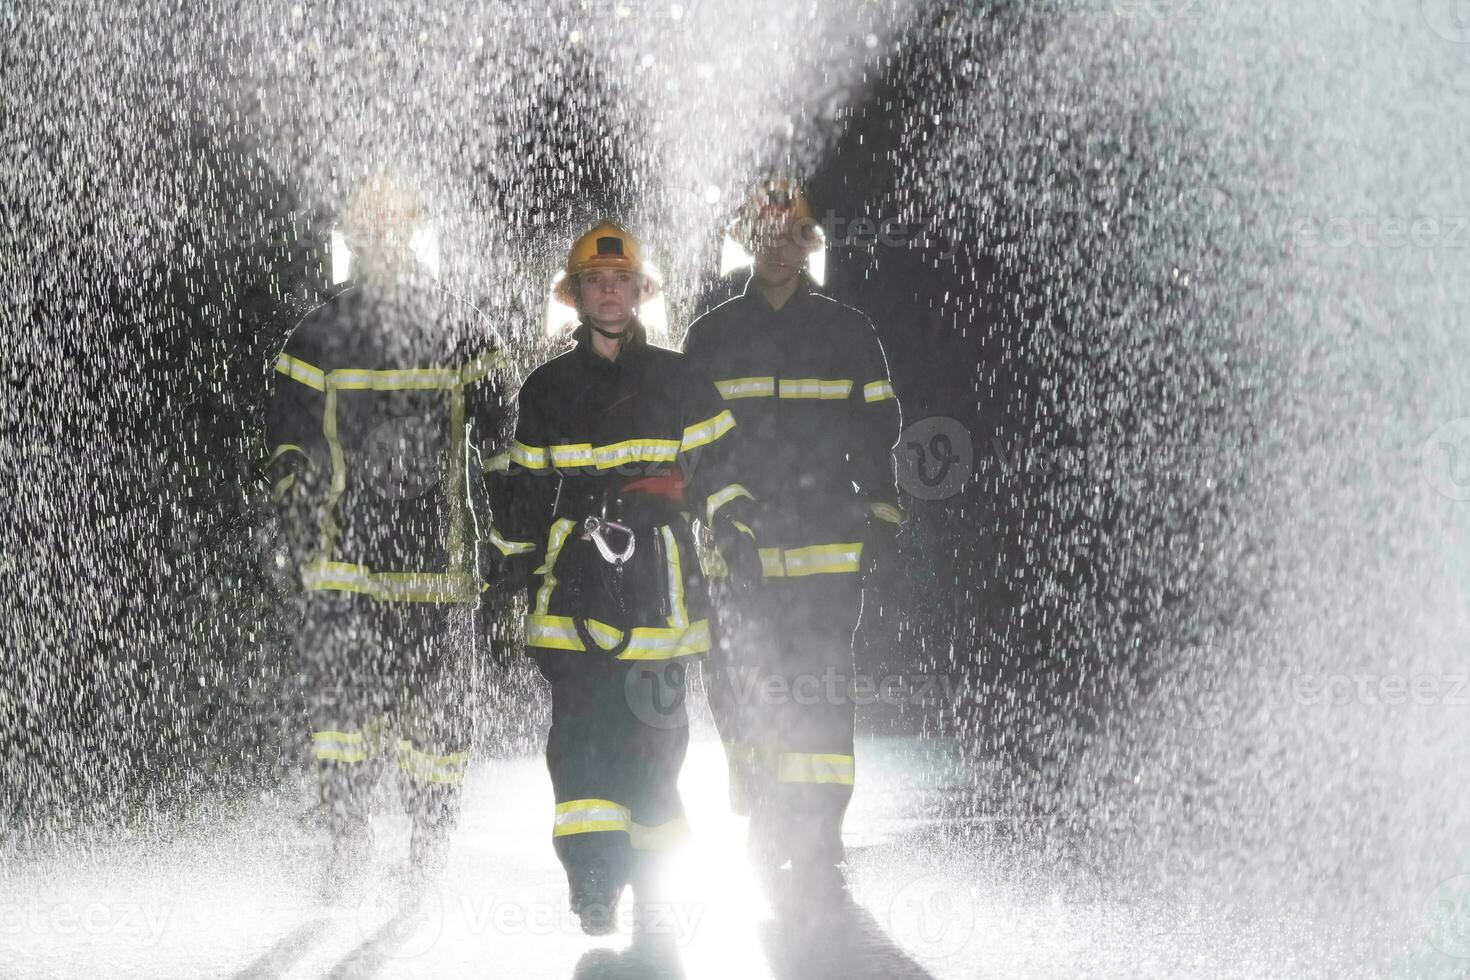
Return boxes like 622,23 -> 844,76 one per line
490,221 -> 760,935
682,178 -> 904,901
263,171 -> 512,901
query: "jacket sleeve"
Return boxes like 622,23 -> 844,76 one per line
679,323 -> 755,533
486,370 -> 560,593
459,331 -> 519,594
263,329 -> 329,566
848,314 -> 904,526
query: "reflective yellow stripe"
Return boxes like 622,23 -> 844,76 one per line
510,441 -> 551,470
275,353 -> 326,391
489,527 -> 537,556
267,443 -> 308,467
870,501 -> 904,525
397,741 -> 470,785
330,368 -> 462,390
311,730 -> 371,764
778,378 -> 852,400
757,542 -> 864,578
661,526 -> 688,628
680,409 -> 736,452
705,483 -> 754,523
546,439 -> 681,470
532,519 -> 576,613
482,451 -> 511,473
863,379 -> 897,403
525,615 -> 711,659
629,816 -> 692,851
715,376 -> 776,400
460,349 -> 509,385
271,473 -> 296,502
300,561 -> 480,603
777,752 -> 855,786
553,798 -> 632,837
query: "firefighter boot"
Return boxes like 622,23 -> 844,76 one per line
569,858 -> 623,937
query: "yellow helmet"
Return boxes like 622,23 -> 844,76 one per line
553,221 -> 660,305
728,177 -> 820,252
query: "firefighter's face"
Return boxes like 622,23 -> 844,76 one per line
577,269 -> 641,329
751,231 -> 808,289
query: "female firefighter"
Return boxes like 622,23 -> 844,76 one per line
488,221 -> 761,935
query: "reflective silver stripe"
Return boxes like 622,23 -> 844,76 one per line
525,615 -> 711,659
662,525 -> 688,628
510,441 -> 550,470
311,730 -> 371,764
275,354 -> 326,392
778,378 -> 852,400
300,561 -> 479,603
547,439 -> 681,469
532,519 -> 576,613
330,368 -> 461,390
553,798 -> 632,836
396,741 -> 470,784
863,379 -> 897,403
489,528 -> 537,556
870,501 -> 903,525
777,752 -> 855,785
715,376 -> 776,400
781,543 -> 863,576
680,410 -> 735,451
705,483 -> 754,523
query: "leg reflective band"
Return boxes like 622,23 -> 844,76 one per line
397,740 -> 470,785
553,798 -> 633,838
776,752 -> 856,786
312,730 -> 371,764
628,816 -> 692,851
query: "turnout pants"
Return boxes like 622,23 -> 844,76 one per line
707,575 -> 863,869
533,651 -> 693,899
300,592 -> 473,846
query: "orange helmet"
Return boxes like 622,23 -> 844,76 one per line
728,177 -> 821,253
552,221 -> 661,305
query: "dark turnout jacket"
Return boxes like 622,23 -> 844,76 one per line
681,275 -> 902,578
489,318 -> 748,659
264,268 -> 511,604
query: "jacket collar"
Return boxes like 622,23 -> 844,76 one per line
741,270 -> 818,312
571,316 -> 647,366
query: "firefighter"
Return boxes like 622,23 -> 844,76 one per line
263,170 -> 513,901
682,178 -> 904,901
490,220 -> 760,935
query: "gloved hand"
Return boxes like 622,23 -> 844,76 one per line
861,500 -> 905,581
713,518 -> 764,595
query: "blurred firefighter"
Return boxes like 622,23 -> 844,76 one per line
263,170 -> 513,901
489,221 -> 760,935
683,178 -> 904,902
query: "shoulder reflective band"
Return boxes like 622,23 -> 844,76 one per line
705,483 -> 754,523
266,443 -> 308,468
757,542 -> 864,577
870,501 -> 904,525
525,615 -> 711,660
863,379 -> 897,403
275,354 -> 326,391
489,527 -> 537,556
301,562 -> 480,603
396,741 -> 470,785
715,376 -> 776,400
311,730 -> 371,764
554,798 -> 632,837
680,409 -> 736,452
779,379 -> 853,400
777,752 -> 855,786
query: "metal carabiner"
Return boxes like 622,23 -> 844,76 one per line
582,516 -> 636,566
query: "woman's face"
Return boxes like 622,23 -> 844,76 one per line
576,269 -> 641,329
